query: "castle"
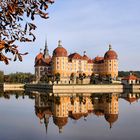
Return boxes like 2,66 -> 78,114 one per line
34,40 -> 118,83
35,93 -> 119,133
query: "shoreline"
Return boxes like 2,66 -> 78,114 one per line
1,83 -> 140,93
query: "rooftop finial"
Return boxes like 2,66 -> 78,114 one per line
84,51 -> 86,55
58,40 -> 62,47
109,44 -> 112,50
59,127 -> 63,133
40,48 -> 42,53
109,122 -> 112,129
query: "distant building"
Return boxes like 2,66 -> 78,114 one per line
122,73 -> 140,85
34,40 -> 118,83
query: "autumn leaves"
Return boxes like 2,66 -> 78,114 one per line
0,0 -> 54,64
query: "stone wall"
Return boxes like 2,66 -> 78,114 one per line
53,84 -> 124,93
25,83 -> 140,94
25,83 -> 124,93
132,85 -> 140,93
3,84 -> 25,91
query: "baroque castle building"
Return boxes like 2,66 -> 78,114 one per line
35,93 -> 119,133
34,40 -> 118,83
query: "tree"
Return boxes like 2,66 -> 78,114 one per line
83,73 -> 86,78
55,73 -> 60,84
0,0 -> 54,64
70,73 -> 75,84
106,74 -> 112,83
78,73 -> 84,84
90,73 -> 95,84
0,71 -> 4,83
4,72 -> 34,83
40,75 -> 49,83
55,96 -> 60,105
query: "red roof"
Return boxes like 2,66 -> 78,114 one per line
93,56 -> 104,64
124,97 -> 137,103
104,50 -> 118,60
69,113 -> 83,120
68,53 -> 83,60
88,59 -> 93,64
53,117 -> 68,128
35,53 -> 43,63
123,75 -> 138,80
94,109 -> 104,116
35,52 -> 51,67
53,47 -> 67,57
35,59 -> 48,67
105,114 -> 118,123
83,54 -> 89,60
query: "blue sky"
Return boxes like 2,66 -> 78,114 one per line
1,0 -> 140,74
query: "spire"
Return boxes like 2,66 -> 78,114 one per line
43,38 -> 50,59
45,38 -> 48,49
109,44 -> 112,50
44,114 -> 50,134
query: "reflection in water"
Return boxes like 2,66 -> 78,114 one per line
1,90 -> 140,136
34,92 -> 139,133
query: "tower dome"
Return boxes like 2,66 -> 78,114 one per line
53,40 -> 67,57
53,117 -> 68,133
104,44 -> 118,60
105,114 -> 118,128
35,52 -> 43,63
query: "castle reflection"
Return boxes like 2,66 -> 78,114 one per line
1,90 -> 140,134
34,92 -> 139,133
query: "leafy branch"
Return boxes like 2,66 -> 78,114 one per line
0,0 -> 54,64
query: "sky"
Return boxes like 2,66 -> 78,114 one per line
1,0 -> 140,74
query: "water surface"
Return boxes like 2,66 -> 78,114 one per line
0,91 -> 140,140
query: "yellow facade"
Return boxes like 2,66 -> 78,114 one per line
52,41 -> 118,81
35,93 -> 119,133
35,40 -> 118,82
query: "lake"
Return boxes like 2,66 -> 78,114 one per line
0,90 -> 140,140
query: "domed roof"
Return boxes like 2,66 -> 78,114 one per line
104,45 -> 118,60
105,114 -> 118,128
53,40 -> 67,57
94,109 -> 104,116
53,117 -> 68,128
69,113 -> 83,120
35,52 -> 43,63
105,114 -> 118,123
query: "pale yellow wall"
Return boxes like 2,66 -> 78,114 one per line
53,96 -> 70,117
104,94 -> 119,114
93,59 -> 118,78
52,56 -> 93,79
